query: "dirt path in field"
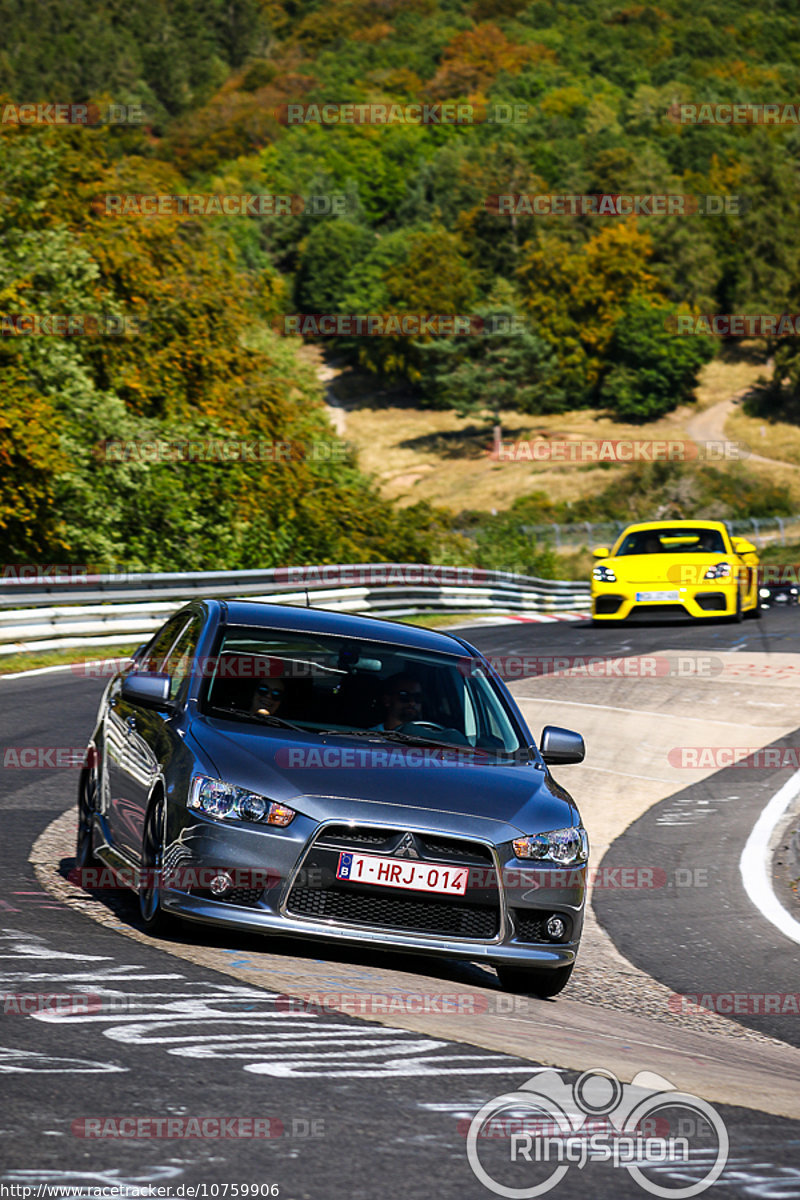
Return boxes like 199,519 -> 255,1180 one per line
686,391 -> 800,472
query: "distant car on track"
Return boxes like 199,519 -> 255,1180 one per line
77,601 -> 588,996
759,581 -> 799,609
591,519 -> 760,622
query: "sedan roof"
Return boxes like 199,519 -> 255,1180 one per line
218,599 -> 473,657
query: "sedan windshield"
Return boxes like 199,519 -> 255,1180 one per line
200,628 -> 525,755
615,528 -> 727,556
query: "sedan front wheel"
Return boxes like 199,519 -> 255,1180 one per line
75,757 -> 100,874
139,792 -> 172,934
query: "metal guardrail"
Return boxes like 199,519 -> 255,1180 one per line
0,564 -> 591,656
510,513 -> 800,550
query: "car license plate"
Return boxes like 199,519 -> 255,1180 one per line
336,852 -> 469,895
635,591 -> 680,602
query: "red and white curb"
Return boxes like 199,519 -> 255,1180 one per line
446,612 -> 590,629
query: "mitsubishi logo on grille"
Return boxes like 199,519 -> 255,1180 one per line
394,832 -> 420,859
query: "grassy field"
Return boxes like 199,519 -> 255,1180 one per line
0,644 -> 140,676
322,348 -> 800,513
726,404 -> 800,468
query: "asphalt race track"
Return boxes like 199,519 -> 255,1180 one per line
3,609 -> 800,1199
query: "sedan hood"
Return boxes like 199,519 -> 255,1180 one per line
190,719 -> 579,842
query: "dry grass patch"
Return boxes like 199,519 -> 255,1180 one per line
328,354 -> 778,512
725,404 -> 800,470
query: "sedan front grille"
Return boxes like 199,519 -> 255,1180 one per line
315,826 -> 394,851
417,835 -> 493,865
286,825 -> 501,940
287,885 -> 499,939
315,826 -> 493,866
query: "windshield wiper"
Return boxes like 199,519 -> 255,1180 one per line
378,730 -> 522,761
217,708 -> 307,732
374,729 -> 479,752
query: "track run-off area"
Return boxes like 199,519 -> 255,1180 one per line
3,609 -> 800,1199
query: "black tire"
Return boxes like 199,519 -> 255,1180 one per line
747,599 -> 762,619
495,962 -> 574,998
75,759 -> 100,876
731,589 -> 743,623
139,792 -> 172,934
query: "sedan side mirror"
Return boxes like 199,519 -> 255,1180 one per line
539,725 -> 585,765
592,546 -> 610,559
732,537 -> 756,555
121,673 -> 173,711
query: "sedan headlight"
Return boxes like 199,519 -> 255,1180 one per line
592,565 -> 617,582
513,826 -> 589,865
189,775 -> 296,826
704,563 -> 731,580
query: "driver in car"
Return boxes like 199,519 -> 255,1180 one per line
371,673 -> 423,731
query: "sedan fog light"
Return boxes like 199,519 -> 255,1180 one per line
209,871 -> 234,897
546,915 -> 566,940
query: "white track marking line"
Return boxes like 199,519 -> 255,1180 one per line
0,663 -> 94,680
514,697 -> 768,726
580,765 -> 683,785
739,769 -> 800,946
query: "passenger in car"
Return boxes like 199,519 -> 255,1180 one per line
250,679 -> 286,719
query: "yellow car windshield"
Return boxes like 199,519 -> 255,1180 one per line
616,528 -> 727,556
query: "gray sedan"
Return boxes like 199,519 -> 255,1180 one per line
77,601 -> 588,996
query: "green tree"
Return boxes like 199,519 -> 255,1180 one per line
599,297 -> 715,422
417,286 -> 564,430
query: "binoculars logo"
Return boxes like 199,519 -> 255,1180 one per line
466,1067 -> 728,1198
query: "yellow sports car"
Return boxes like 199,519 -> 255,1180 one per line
591,519 -> 760,622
